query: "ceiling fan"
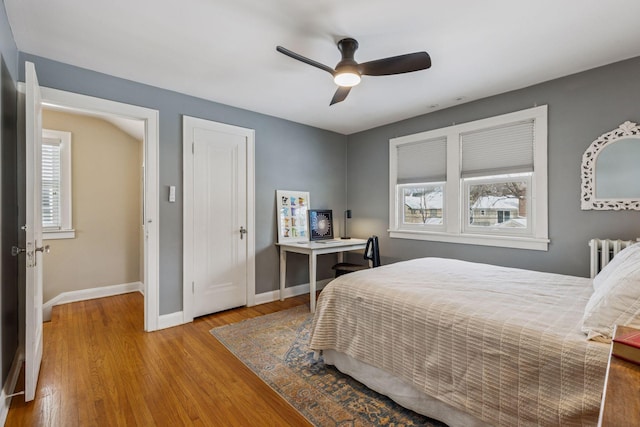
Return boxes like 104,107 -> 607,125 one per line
276,38 -> 431,105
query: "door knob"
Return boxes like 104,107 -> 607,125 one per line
35,245 -> 50,254
239,226 -> 247,240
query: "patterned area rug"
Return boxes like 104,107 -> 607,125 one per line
211,306 -> 446,427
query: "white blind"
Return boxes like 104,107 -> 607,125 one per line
397,136 -> 447,183
461,120 -> 534,177
42,139 -> 62,229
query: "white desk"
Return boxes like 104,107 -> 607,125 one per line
277,238 -> 367,312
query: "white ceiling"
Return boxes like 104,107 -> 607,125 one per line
6,0 -> 640,135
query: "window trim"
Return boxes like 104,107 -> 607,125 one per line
42,129 -> 75,240
389,105 -> 548,251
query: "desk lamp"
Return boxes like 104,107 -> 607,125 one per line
341,210 -> 352,239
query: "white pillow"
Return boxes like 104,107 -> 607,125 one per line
582,246 -> 640,342
593,243 -> 640,291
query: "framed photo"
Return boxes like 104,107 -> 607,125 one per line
309,209 -> 334,240
276,190 -> 310,243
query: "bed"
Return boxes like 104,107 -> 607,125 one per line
309,252 -> 640,426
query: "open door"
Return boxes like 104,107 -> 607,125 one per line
24,61 -> 45,402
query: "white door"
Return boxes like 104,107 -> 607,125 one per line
24,61 -> 44,402
185,117 -> 251,318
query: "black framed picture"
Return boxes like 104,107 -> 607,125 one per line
309,209 -> 334,240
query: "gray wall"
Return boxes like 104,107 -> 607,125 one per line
18,53 -> 348,315
346,56 -> 640,277
0,2 -> 17,81
0,0 -> 19,388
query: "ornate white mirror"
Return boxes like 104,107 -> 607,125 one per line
581,121 -> 640,210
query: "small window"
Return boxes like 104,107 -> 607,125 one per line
497,211 -> 510,223
42,129 -> 74,239
464,173 -> 531,234
398,183 -> 445,228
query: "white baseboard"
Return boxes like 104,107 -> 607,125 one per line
253,278 -> 333,306
156,279 -> 333,330
43,281 -> 144,321
1,348 -> 24,426
157,311 -> 184,330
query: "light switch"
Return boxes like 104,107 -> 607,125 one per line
169,185 -> 176,202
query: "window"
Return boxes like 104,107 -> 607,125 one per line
389,105 -> 548,250
393,136 -> 447,232
398,182 -> 445,228
464,173 -> 530,234
42,129 -> 74,239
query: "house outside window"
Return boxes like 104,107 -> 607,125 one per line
389,105 -> 548,251
464,173 -> 530,234
42,129 -> 74,239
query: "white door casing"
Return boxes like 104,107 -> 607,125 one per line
183,116 -> 255,321
24,61 -> 44,402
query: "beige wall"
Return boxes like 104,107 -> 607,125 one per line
42,110 -> 142,302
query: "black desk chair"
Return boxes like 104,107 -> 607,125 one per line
332,236 -> 380,277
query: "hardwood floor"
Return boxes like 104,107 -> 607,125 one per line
6,293 -> 314,426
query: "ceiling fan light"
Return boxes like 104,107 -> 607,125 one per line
334,72 -> 361,87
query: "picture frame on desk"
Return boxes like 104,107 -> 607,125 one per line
309,209 -> 334,240
276,190 -> 310,243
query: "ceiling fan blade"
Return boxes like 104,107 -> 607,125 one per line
276,46 -> 335,75
330,86 -> 351,105
359,52 -> 431,76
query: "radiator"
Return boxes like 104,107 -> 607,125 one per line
589,238 -> 637,278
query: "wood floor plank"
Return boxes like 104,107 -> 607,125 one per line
6,293 -> 313,426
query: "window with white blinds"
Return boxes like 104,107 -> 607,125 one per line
396,136 -> 447,183
461,120 -> 534,177
42,139 -> 62,228
41,129 -> 74,239
389,105 -> 549,251
391,135 -> 447,230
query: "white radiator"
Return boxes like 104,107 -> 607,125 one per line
589,238 -> 637,278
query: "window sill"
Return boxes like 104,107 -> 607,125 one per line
389,229 -> 549,251
43,229 -> 75,240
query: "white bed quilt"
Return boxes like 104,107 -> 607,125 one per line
309,258 -> 610,426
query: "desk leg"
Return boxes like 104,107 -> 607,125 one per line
279,248 -> 286,301
337,252 -> 344,263
309,253 -> 317,313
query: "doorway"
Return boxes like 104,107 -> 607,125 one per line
41,109 -> 144,320
39,87 -> 159,331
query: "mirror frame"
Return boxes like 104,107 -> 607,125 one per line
581,121 -> 640,210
